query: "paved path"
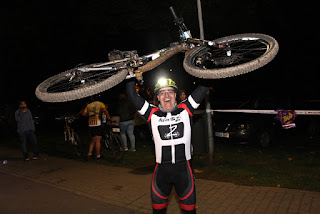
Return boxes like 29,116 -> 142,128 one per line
1,146 -> 320,214
0,172 -> 142,214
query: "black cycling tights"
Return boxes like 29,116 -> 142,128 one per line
151,160 -> 196,214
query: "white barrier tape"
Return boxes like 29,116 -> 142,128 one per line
206,109 -> 320,115
295,110 -> 320,115
208,109 -> 276,114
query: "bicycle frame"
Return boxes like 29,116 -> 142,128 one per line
101,119 -> 124,160
104,120 -> 120,138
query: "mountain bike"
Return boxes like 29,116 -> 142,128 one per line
56,116 -> 82,157
35,7 -> 279,103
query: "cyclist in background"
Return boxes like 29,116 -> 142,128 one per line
82,96 -> 110,159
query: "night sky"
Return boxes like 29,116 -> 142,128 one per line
3,0 -> 319,106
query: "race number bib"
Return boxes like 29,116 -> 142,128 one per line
88,115 -> 100,127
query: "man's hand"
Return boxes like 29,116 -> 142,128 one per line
102,108 -> 111,121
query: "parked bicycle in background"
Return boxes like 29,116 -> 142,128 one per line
56,115 -> 82,158
56,115 -> 124,161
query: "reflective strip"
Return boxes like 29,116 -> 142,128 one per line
171,145 -> 175,164
180,203 -> 196,211
138,101 -> 149,115
153,202 -> 168,210
188,96 -> 199,109
211,109 -> 320,115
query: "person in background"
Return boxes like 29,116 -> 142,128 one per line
179,89 -> 187,103
153,94 -> 160,106
82,96 -> 110,159
15,100 -> 39,161
117,92 -> 137,152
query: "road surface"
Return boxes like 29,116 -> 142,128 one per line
0,172 -> 142,214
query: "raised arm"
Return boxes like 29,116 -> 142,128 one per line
126,79 -> 159,122
126,79 -> 146,110
190,85 -> 208,104
178,84 -> 209,116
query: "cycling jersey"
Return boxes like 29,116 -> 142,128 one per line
83,101 -> 106,127
126,80 -> 208,164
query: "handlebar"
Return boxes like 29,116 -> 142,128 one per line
130,7 -> 215,81
105,120 -> 118,124
169,7 -> 179,23
169,7 -> 190,35
55,116 -> 77,121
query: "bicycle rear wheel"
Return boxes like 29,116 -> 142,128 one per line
183,33 -> 279,79
35,63 -> 128,102
109,133 -> 125,161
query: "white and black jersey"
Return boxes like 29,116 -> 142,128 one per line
126,80 -> 208,164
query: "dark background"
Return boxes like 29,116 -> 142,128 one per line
2,0 -> 319,107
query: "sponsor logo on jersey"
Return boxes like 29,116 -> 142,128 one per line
158,115 -> 181,123
158,122 -> 184,140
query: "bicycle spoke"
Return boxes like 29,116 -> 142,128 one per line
198,39 -> 269,68
47,69 -> 120,93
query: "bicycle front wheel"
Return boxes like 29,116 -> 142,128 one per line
35,64 -> 128,102
183,33 -> 279,79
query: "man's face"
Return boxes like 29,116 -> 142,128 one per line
157,87 -> 176,111
19,101 -> 27,109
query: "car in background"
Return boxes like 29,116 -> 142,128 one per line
212,96 -> 320,147
292,97 -> 320,140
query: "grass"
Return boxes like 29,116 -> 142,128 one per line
3,127 -> 320,192
192,139 -> 320,191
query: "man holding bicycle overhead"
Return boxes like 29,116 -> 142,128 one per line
126,77 -> 208,214
82,96 -> 110,160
